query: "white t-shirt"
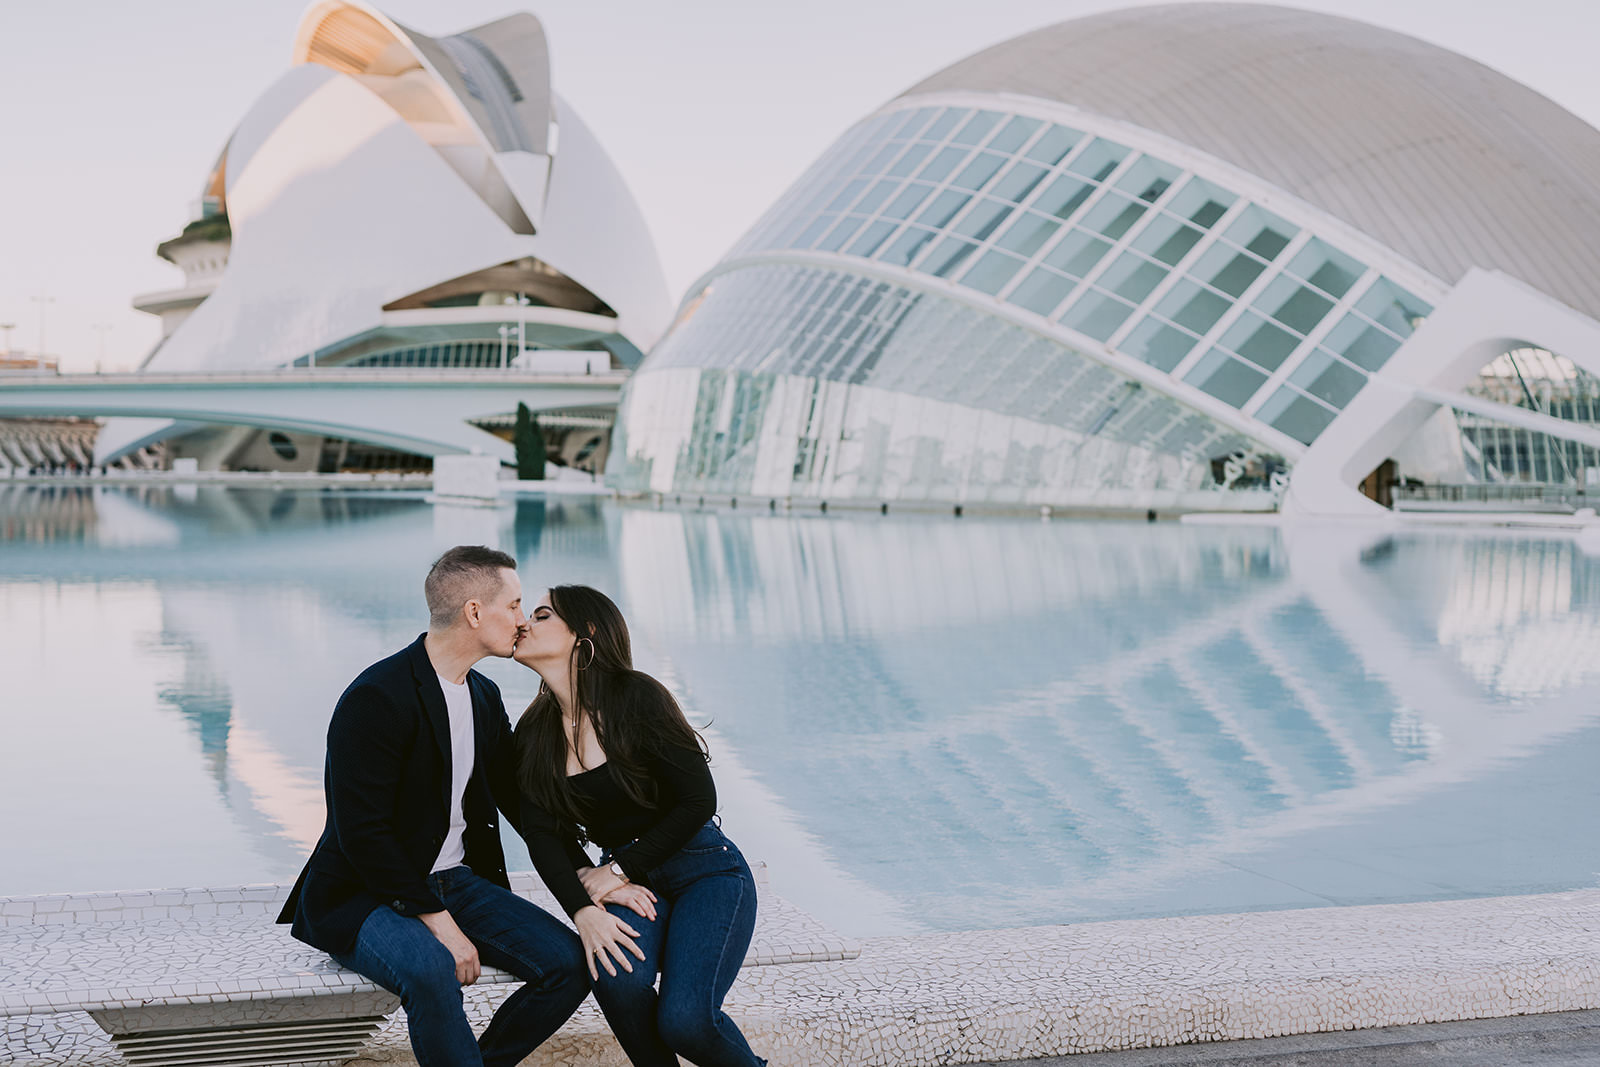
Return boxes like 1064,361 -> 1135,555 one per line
430,673 -> 476,873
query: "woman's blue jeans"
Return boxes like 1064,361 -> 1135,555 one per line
332,865 -> 588,1067
593,821 -> 766,1066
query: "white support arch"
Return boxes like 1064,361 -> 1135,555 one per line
1283,269 -> 1600,516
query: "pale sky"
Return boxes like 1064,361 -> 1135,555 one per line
2,0 -> 1597,371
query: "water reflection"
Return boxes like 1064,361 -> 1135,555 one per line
5,487 -> 1600,935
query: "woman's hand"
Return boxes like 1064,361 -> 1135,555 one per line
602,882 -> 657,921
573,905 -> 644,980
579,864 -> 627,903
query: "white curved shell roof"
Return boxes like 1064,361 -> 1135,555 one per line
905,3 -> 1600,322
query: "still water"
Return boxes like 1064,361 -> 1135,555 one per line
4,484 -> 1600,937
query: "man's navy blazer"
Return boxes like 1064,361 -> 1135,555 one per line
276,634 -> 531,956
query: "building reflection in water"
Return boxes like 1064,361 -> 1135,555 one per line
6,487 -> 1600,934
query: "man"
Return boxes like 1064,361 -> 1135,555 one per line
277,545 -> 587,1067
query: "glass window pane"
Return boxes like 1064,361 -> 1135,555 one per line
863,143 -> 900,175
917,145 -> 970,184
922,108 -> 965,142
916,189 -> 971,229
855,179 -> 900,215
1259,386 -> 1338,444
1323,312 -> 1402,371
816,215 -> 866,252
1255,275 -> 1335,335
887,143 -> 933,178
989,115 -> 1043,154
1122,316 -> 1201,372
847,219 -> 898,257
1156,279 -> 1232,335
1065,138 -> 1130,181
951,152 -> 1006,191
793,214 -> 835,249
1289,349 -> 1367,408
1133,214 -> 1204,266
1100,251 -> 1169,304
1288,238 -> 1365,298
1185,349 -> 1268,407
951,109 -> 1003,145
992,162 -> 1049,203
1356,278 -> 1432,338
1220,311 -> 1301,371
1010,267 -> 1077,317
1224,205 -> 1298,261
878,226 -> 938,266
1033,175 -> 1095,220
1081,193 -> 1148,241
826,178 -> 869,212
960,250 -> 1027,295
1192,243 -> 1266,298
994,212 -> 1059,256
882,181 -> 935,221
1044,230 -> 1113,278
1026,125 -> 1083,165
1165,177 -> 1236,229
898,107 -> 939,140
1114,155 -> 1181,203
1061,289 -> 1137,340
921,236 -> 979,277
952,198 -> 1012,241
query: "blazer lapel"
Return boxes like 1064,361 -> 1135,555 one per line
406,634 -> 453,812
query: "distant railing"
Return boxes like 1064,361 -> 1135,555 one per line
1393,482 -> 1593,510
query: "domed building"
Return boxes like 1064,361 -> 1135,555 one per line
114,2 -> 670,472
609,4 -> 1600,515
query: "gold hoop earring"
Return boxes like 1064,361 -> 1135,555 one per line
575,638 -> 596,671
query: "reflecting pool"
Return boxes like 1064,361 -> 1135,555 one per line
4,484 -> 1600,937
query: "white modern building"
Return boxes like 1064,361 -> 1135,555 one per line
609,4 -> 1600,516
116,1 -> 671,472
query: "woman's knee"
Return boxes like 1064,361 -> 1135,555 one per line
591,960 -> 657,1010
656,1001 -> 722,1055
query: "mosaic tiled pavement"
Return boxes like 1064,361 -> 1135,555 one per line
9,888 -> 1600,1065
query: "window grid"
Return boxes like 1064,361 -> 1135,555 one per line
1243,265 -> 1383,415
932,141 -> 1142,315
899,126 -> 1106,276
1167,226 -> 1317,384
727,102 -> 1439,446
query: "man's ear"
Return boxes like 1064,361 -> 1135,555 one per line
464,599 -> 482,629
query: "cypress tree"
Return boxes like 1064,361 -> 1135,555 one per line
514,402 -> 547,480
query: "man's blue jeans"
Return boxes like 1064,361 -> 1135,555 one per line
333,866 -> 588,1067
592,821 -> 766,1066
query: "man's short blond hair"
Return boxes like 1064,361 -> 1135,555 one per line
425,545 -> 517,629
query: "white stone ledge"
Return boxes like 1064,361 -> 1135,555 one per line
10,889 -> 1600,1065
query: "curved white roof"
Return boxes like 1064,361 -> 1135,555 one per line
904,3 -> 1600,322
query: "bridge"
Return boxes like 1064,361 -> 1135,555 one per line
0,367 -> 627,465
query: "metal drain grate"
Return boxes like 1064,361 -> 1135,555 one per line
106,1015 -> 386,1067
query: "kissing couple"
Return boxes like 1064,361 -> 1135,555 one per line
277,545 -> 766,1066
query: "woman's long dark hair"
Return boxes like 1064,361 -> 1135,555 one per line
513,585 -> 708,839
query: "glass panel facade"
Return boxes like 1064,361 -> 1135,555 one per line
727,102 -> 1440,448
613,262 -> 1275,504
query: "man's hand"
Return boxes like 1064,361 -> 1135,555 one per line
419,910 -> 480,986
573,905 -> 644,980
578,864 -> 627,903
602,882 -> 658,921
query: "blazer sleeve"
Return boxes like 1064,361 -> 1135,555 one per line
326,682 -> 446,917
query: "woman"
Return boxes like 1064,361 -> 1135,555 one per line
512,585 -> 765,1067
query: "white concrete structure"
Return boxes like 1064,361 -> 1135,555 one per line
111,1 -> 670,468
0,369 -> 623,467
610,4 -> 1600,516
